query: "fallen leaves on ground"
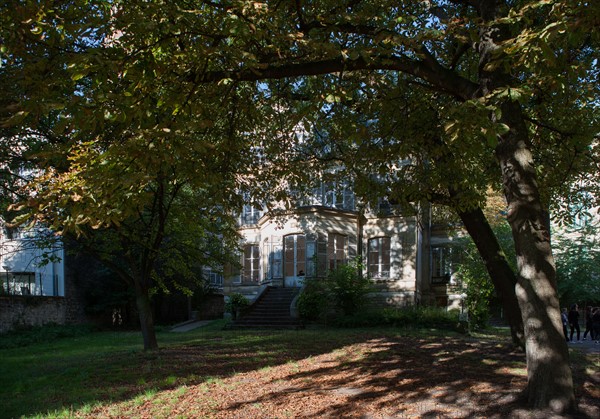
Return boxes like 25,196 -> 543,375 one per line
84,332 -> 599,418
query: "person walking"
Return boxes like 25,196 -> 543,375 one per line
583,306 -> 594,341
568,304 -> 581,342
561,308 -> 570,342
593,307 -> 600,343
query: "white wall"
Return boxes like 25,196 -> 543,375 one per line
0,235 -> 65,296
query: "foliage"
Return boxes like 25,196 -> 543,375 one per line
297,279 -> 329,321
225,293 -> 250,318
455,221 -> 517,330
327,307 -> 462,332
555,225 -> 600,306
1,0 -> 598,408
298,260 -> 372,321
326,259 -> 372,316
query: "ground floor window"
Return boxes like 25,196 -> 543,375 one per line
243,244 -> 260,282
431,245 -> 453,284
264,240 -> 282,280
261,233 -> 350,281
284,234 -> 306,277
328,233 -> 347,270
368,237 -> 391,279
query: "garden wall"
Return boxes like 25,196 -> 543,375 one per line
0,296 -> 85,334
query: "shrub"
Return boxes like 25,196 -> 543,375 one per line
297,280 -> 329,321
326,262 -> 372,316
327,306 -> 462,332
297,259 -> 372,321
225,293 -> 250,319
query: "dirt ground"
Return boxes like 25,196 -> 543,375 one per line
88,333 -> 600,418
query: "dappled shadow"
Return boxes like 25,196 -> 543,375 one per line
3,328 -> 385,417
218,335 -> 599,418
4,328 -> 598,418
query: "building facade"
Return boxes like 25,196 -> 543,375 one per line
222,185 -> 457,311
0,225 -> 65,297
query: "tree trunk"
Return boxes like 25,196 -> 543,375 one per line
496,102 -> 574,412
474,0 -> 575,409
456,207 -> 525,348
135,282 -> 158,351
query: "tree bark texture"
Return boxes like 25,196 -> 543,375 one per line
496,102 -> 574,412
135,282 -> 159,351
456,207 -> 525,348
476,0 -> 575,410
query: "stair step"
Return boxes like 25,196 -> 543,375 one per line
230,286 -> 301,330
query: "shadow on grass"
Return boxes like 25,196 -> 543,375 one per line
1,323 -> 598,418
1,322 -> 398,417
218,334 -> 599,418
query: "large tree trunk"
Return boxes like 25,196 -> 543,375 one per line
475,0 -> 575,410
456,207 -> 525,348
134,281 -> 158,351
497,102 -> 574,412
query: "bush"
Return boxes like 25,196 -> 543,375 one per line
297,260 -> 372,321
326,262 -> 372,316
327,306 -> 462,332
297,280 -> 329,321
225,293 -> 250,319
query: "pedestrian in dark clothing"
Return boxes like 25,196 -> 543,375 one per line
561,308 -> 570,342
593,307 -> 600,343
583,306 -> 594,341
568,304 -> 580,342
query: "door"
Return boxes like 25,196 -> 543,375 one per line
284,234 -> 306,287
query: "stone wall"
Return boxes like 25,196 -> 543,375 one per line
0,296 -> 85,334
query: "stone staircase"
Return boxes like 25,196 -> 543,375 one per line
230,287 -> 303,329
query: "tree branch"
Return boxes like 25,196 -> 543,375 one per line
190,55 -> 479,101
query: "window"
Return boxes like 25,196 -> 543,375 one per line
241,205 -> 261,225
328,233 -> 347,270
431,246 -> 453,284
377,198 -> 403,216
302,179 -> 355,210
203,268 -> 223,287
368,237 -> 391,279
323,181 -> 355,210
284,234 -> 306,277
264,239 -> 283,280
4,226 -> 22,240
243,244 -> 260,282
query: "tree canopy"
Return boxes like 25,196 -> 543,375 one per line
1,0 -> 599,413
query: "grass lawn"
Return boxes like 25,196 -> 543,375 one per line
1,321 -> 598,418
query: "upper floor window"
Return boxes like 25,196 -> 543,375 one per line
324,181 -> 355,210
241,205 -> 262,226
3,226 -> 23,240
203,268 -> 223,287
368,237 -> 391,279
377,198 -> 406,216
302,179 -> 355,211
